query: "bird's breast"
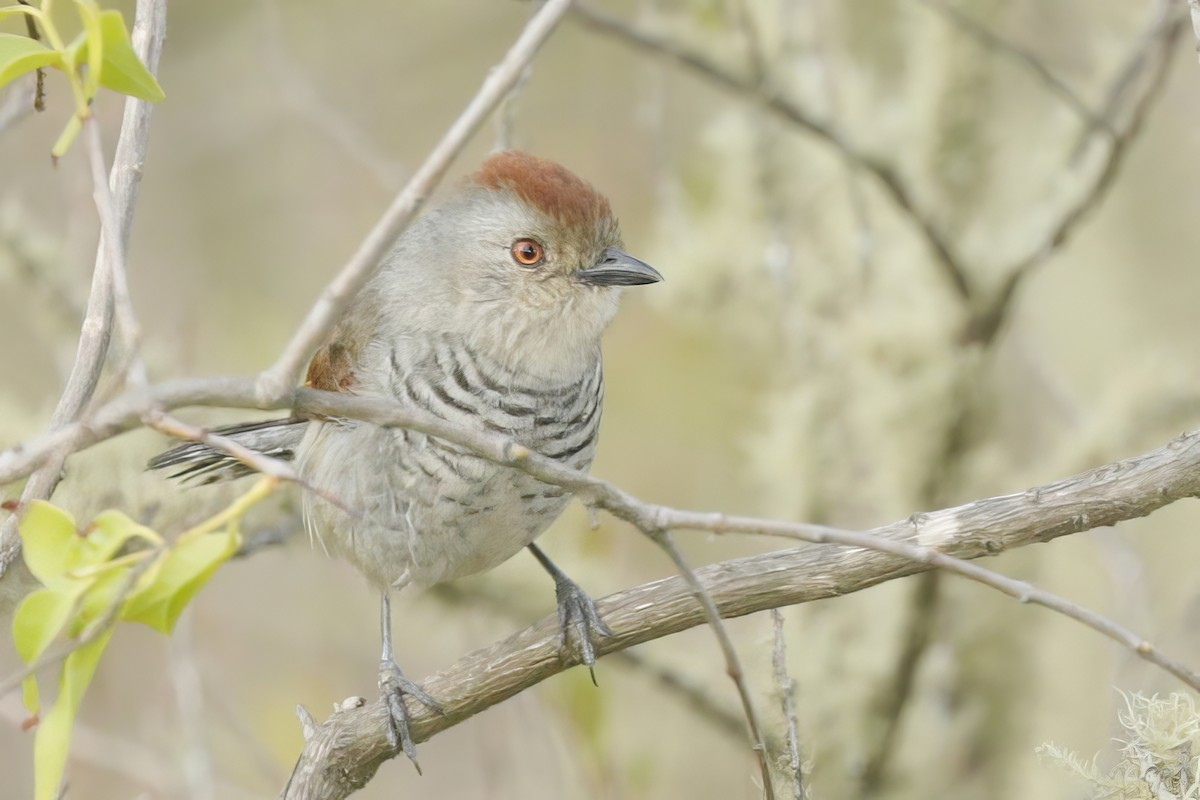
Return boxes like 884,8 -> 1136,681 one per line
300,335 -> 604,586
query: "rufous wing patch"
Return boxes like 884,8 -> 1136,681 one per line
305,342 -> 356,392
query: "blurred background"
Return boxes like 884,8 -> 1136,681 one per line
2,0 -> 1200,797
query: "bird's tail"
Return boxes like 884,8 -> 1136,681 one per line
148,418 -> 308,485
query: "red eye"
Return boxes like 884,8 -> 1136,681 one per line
511,238 -> 544,267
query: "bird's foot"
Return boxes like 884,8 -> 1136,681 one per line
379,657 -> 443,773
552,574 -> 614,684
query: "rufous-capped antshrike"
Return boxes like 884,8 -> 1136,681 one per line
151,151 -> 662,766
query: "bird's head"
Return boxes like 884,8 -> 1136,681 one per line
407,150 -> 662,378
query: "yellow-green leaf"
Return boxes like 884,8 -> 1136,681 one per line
12,588 -> 80,714
123,530 -> 239,633
0,33 -> 61,88
33,626 -> 114,800
72,509 -> 160,569
0,7 -> 42,24
72,0 -> 103,98
70,10 -> 164,102
50,112 -> 82,161
19,502 -> 79,589
75,562 -> 133,629
64,28 -> 86,71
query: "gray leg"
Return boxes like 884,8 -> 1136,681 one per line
379,592 -> 443,772
527,543 -> 613,684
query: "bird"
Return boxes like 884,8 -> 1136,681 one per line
150,150 -> 662,767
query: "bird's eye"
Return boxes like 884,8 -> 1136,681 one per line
511,238 -> 545,267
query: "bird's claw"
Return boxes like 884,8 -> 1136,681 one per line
379,658 -> 443,773
553,575 -> 614,685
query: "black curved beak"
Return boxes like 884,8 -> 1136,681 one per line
577,247 -> 663,287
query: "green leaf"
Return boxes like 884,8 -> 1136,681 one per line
33,626 -> 114,800
73,509 -> 159,569
69,10 -> 163,102
63,28 -> 86,71
20,502 -> 157,585
75,561 -> 134,627
12,588 -> 80,714
50,112 -> 82,161
0,7 -> 42,24
19,502 -> 79,589
72,0 -> 103,98
124,530 -> 239,633
0,33 -> 61,88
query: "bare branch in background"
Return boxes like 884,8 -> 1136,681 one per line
1078,0 -> 1177,154
969,7 -> 1186,345
0,0 -> 168,581
561,1 -> 973,301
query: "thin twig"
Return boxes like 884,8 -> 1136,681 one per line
0,0 -> 168,580
15,0 -> 44,111
493,0 -> 539,152
770,609 -> 804,800
1073,0 -> 1176,158
968,8 -> 1185,345
647,529 -> 775,799
255,0 -> 577,404
83,116 -> 147,389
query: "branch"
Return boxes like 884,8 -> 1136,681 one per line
253,0 -> 577,403
1,371 -> 1198,791
281,423 -> 1200,798
0,0 -> 167,578
770,609 -> 804,800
